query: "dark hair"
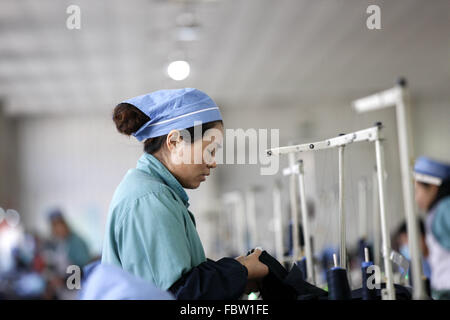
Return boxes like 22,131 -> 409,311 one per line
396,219 -> 425,237
113,103 -> 223,154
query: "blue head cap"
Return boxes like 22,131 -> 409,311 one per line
47,208 -> 64,222
414,156 -> 450,186
123,88 -> 223,141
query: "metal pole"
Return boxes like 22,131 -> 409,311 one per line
297,160 -> 315,284
374,131 -> 396,300
396,83 -> 426,299
372,168 -> 381,267
224,192 -> 247,255
234,196 -> 246,254
358,179 -> 368,241
273,181 -> 284,262
338,144 -> 347,269
245,189 -> 258,249
288,153 -> 300,264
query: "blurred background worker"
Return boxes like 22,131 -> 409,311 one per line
48,209 -> 91,270
43,209 -> 92,299
414,156 -> 450,299
79,261 -> 174,300
393,219 -> 431,280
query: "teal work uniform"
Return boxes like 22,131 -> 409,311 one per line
426,196 -> 450,299
66,233 -> 91,267
102,153 -> 207,290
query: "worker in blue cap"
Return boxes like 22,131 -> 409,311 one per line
48,208 -> 91,269
414,156 -> 450,299
102,88 -> 268,299
79,261 -> 175,300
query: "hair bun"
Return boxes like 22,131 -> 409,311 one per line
113,103 -> 150,136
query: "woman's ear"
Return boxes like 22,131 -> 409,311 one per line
166,130 -> 182,152
166,129 -> 195,165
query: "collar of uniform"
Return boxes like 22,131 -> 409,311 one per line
136,153 -> 190,208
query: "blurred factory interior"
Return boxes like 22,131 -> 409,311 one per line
0,0 -> 449,300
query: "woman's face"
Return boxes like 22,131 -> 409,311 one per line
51,219 -> 70,239
166,123 -> 224,189
414,181 -> 438,212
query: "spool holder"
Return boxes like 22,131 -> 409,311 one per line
267,124 -> 396,299
352,80 -> 426,299
282,159 -> 315,284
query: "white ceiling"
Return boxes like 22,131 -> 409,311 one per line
1,0 -> 449,115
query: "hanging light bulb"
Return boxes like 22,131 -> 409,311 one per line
167,60 -> 190,81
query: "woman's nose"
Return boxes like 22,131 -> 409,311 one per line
207,160 -> 217,169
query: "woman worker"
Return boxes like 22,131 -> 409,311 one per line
102,88 -> 268,299
413,156 -> 450,299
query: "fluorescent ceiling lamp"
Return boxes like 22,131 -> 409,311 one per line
352,87 -> 400,113
177,27 -> 199,41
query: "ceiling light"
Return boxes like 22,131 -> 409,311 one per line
167,60 -> 190,81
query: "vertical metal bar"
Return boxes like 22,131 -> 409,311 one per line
396,84 -> 426,299
358,179 -> 368,240
372,168 -> 381,267
297,160 -> 315,284
375,137 -> 396,300
338,145 -> 346,269
273,181 -> 284,262
245,189 -> 258,249
288,153 -> 300,264
230,194 -> 246,255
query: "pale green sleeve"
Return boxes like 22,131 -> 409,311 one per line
115,191 -> 193,290
432,196 -> 450,251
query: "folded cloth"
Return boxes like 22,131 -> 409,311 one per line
246,249 -> 327,300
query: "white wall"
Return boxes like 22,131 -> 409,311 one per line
0,103 -> 19,210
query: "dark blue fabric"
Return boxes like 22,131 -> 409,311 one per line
169,258 -> 247,300
247,250 -> 327,300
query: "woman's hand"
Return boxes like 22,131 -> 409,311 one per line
235,249 -> 269,280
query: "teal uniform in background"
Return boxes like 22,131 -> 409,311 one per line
66,232 -> 91,267
426,196 -> 450,299
102,153 -> 207,290
430,196 -> 450,250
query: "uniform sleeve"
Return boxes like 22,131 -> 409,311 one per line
432,197 -> 450,251
115,191 -> 195,290
169,257 -> 248,300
